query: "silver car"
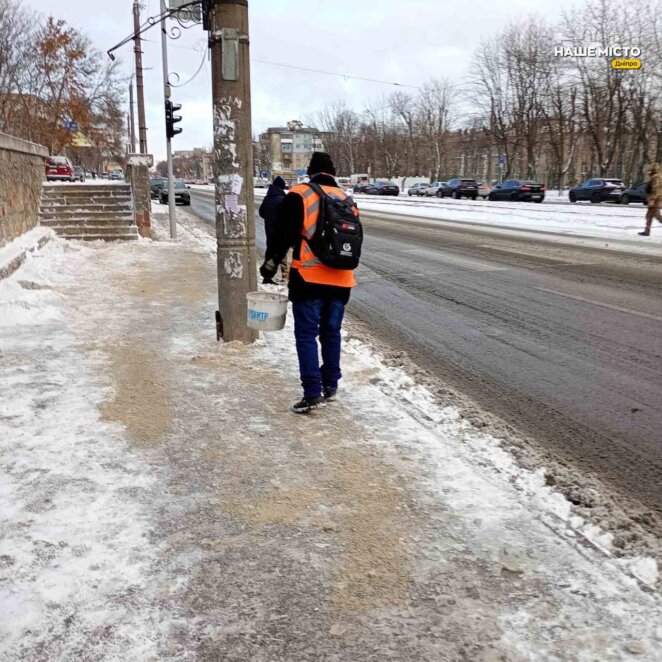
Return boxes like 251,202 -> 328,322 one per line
426,181 -> 447,197
408,183 -> 429,196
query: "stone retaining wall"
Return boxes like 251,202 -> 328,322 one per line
0,132 -> 48,248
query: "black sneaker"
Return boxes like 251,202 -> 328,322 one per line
639,230 -> 650,236
323,388 -> 337,402
291,396 -> 324,414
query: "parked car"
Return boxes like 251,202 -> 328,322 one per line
569,178 -> 625,203
365,181 -> 399,196
408,183 -> 429,196
440,178 -> 479,199
477,182 -> 492,199
150,177 -> 165,199
619,183 -> 648,205
488,179 -> 545,203
353,181 -> 371,194
425,182 -> 447,197
159,179 -> 191,205
45,156 -> 74,182
72,165 -> 85,182
335,176 -> 353,193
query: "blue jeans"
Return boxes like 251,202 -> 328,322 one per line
292,298 -> 346,399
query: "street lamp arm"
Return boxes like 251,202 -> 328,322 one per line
106,1 -> 202,60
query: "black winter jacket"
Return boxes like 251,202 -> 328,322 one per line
270,173 -> 352,304
259,183 -> 287,244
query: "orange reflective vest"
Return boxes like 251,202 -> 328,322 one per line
289,181 -> 357,288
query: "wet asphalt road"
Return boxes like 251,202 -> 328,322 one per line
190,190 -> 662,518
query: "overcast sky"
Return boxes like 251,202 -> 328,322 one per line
23,0 -> 578,162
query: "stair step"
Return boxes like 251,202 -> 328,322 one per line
40,208 -> 133,216
40,209 -> 133,217
52,225 -> 136,236
41,198 -> 132,207
42,184 -> 131,189
56,233 -> 139,242
41,219 -> 134,229
39,216 -> 134,227
41,189 -> 132,197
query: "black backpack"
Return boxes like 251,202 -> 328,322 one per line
305,181 -> 363,270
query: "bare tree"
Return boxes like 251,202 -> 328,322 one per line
415,79 -> 456,180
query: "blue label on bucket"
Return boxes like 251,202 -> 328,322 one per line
248,310 -> 269,321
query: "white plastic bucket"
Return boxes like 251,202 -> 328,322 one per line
246,291 -> 288,331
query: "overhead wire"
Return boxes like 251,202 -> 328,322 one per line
251,59 -> 420,89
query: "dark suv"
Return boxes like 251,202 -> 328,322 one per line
440,178 -> 478,199
569,178 -> 625,203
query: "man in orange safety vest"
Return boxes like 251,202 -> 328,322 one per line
260,152 -> 357,413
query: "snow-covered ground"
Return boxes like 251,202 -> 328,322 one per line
2,216 -> 661,658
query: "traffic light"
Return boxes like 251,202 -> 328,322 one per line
165,99 -> 182,139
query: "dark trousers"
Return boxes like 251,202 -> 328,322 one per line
292,297 -> 345,399
644,204 -> 662,232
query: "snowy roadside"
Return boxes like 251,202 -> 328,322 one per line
353,195 -> 662,246
1,212 -> 661,659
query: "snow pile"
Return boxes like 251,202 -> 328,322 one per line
0,227 -> 53,278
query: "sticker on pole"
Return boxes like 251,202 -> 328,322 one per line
218,173 -> 243,195
224,194 -> 239,213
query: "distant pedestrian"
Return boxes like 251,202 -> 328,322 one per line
638,163 -> 662,236
260,152 -> 363,414
258,176 -> 288,282
92,170 -> 97,180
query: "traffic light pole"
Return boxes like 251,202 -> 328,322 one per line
210,0 -> 257,343
160,0 -> 176,239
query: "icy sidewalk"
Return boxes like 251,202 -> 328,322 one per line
0,214 -> 661,661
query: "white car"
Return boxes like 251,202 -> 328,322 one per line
426,182 -> 447,197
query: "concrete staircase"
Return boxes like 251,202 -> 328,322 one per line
39,184 -> 138,241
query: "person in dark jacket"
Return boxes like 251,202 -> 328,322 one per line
260,152 -> 356,414
639,164 -> 662,236
258,176 -> 288,281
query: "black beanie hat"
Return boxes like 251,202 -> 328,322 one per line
273,175 -> 286,190
307,151 -> 336,176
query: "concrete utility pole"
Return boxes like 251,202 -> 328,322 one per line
160,0 -> 177,239
132,0 -> 149,154
128,79 -> 137,153
210,0 -> 257,342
